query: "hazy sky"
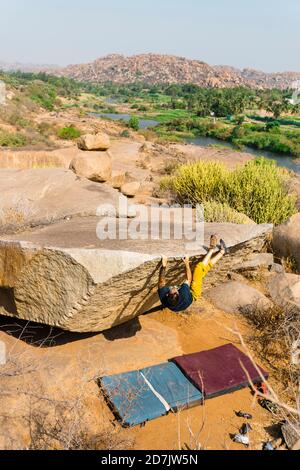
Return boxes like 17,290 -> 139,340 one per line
0,0 -> 299,72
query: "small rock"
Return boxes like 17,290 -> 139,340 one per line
121,181 -> 141,198
269,263 -> 285,274
77,132 -> 110,151
110,171 -> 126,190
281,421 -> 300,450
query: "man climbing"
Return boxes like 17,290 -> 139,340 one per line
158,235 -> 228,312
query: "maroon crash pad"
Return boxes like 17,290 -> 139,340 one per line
171,343 -> 268,399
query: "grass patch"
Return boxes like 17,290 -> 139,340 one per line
57,125 -> 81,140
0,129 -> 28,147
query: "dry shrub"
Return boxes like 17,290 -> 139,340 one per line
0,198 -> 36,232
27,399 -> 133,451
282,256 -> 298,274
244,303 -> 299,396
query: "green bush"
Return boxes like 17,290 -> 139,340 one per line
57,125 -> 81,140
0,129 -> 28,147
225,158 -> 296,224
162,158 -> 296,225
161,160 -> 228,205
27,81 -> 57,111
203,200 -> 254,224
120,129 -> 131,138
128,116 -> 140,131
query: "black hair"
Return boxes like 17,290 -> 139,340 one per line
166,291 -> 180,307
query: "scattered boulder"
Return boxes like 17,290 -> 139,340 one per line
70,151 -> 112,182
231,253 -> 274,273
272,213 -> 300,273
207,281 -> 273,316
281,422 -> 300,450
269,263 -> 285,274
110,171 -> 126,190
267,272 -> 300,315
77,132 -> 110,151
121,181 -> 141,198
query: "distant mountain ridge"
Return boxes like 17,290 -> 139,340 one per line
54,54 -> 300,89
0,61 -> 59,73
2,54 -> 300,89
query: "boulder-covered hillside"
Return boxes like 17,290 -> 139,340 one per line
54,54 -> 300,89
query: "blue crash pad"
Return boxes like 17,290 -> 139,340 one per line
140,362 -> 203,411
100,362 -> 203,427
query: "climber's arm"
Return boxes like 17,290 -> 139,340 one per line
158,256 -> 168,289
183,256 -> 192,286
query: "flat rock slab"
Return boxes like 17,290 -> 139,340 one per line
0,219 -> 272,332
0,168 -> 120,229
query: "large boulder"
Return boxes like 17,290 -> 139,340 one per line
267,272 -> 300,315
272,213 -> 300,272
0,222 -> 272,332
207,281 -> 273,315
70,151 -> 112,182
77,133 -> 110,151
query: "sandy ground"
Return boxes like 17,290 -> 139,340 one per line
0,297 -> 277,450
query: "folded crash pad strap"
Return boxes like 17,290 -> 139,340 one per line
140,372 -> 171,412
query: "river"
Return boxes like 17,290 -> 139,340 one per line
90,112 -> 300,174
89,112 -> 159,130
186,136 -> 300,174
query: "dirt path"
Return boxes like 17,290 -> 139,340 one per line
0,298 -> 277,450
131,301 -> 275,450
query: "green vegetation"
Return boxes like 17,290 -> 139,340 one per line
159,118 -> 300,156
27,81 -> 58,111
0,128 -> 28,147
128,116 -> 140,130
120,129 -> 131,138
57,125 -> 81,140
1,72 -> 300,157
161,158 -> 296,224
202,200 -> 254,224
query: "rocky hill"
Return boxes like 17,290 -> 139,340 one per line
54,54 -> 300,89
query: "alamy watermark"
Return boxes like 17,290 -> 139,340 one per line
0,80 -> 6,106
290,80 -> 300,106
0,340 -> 6,366
96,195 -> 205,251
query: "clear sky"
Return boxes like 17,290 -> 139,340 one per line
0,0 -> 299,72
